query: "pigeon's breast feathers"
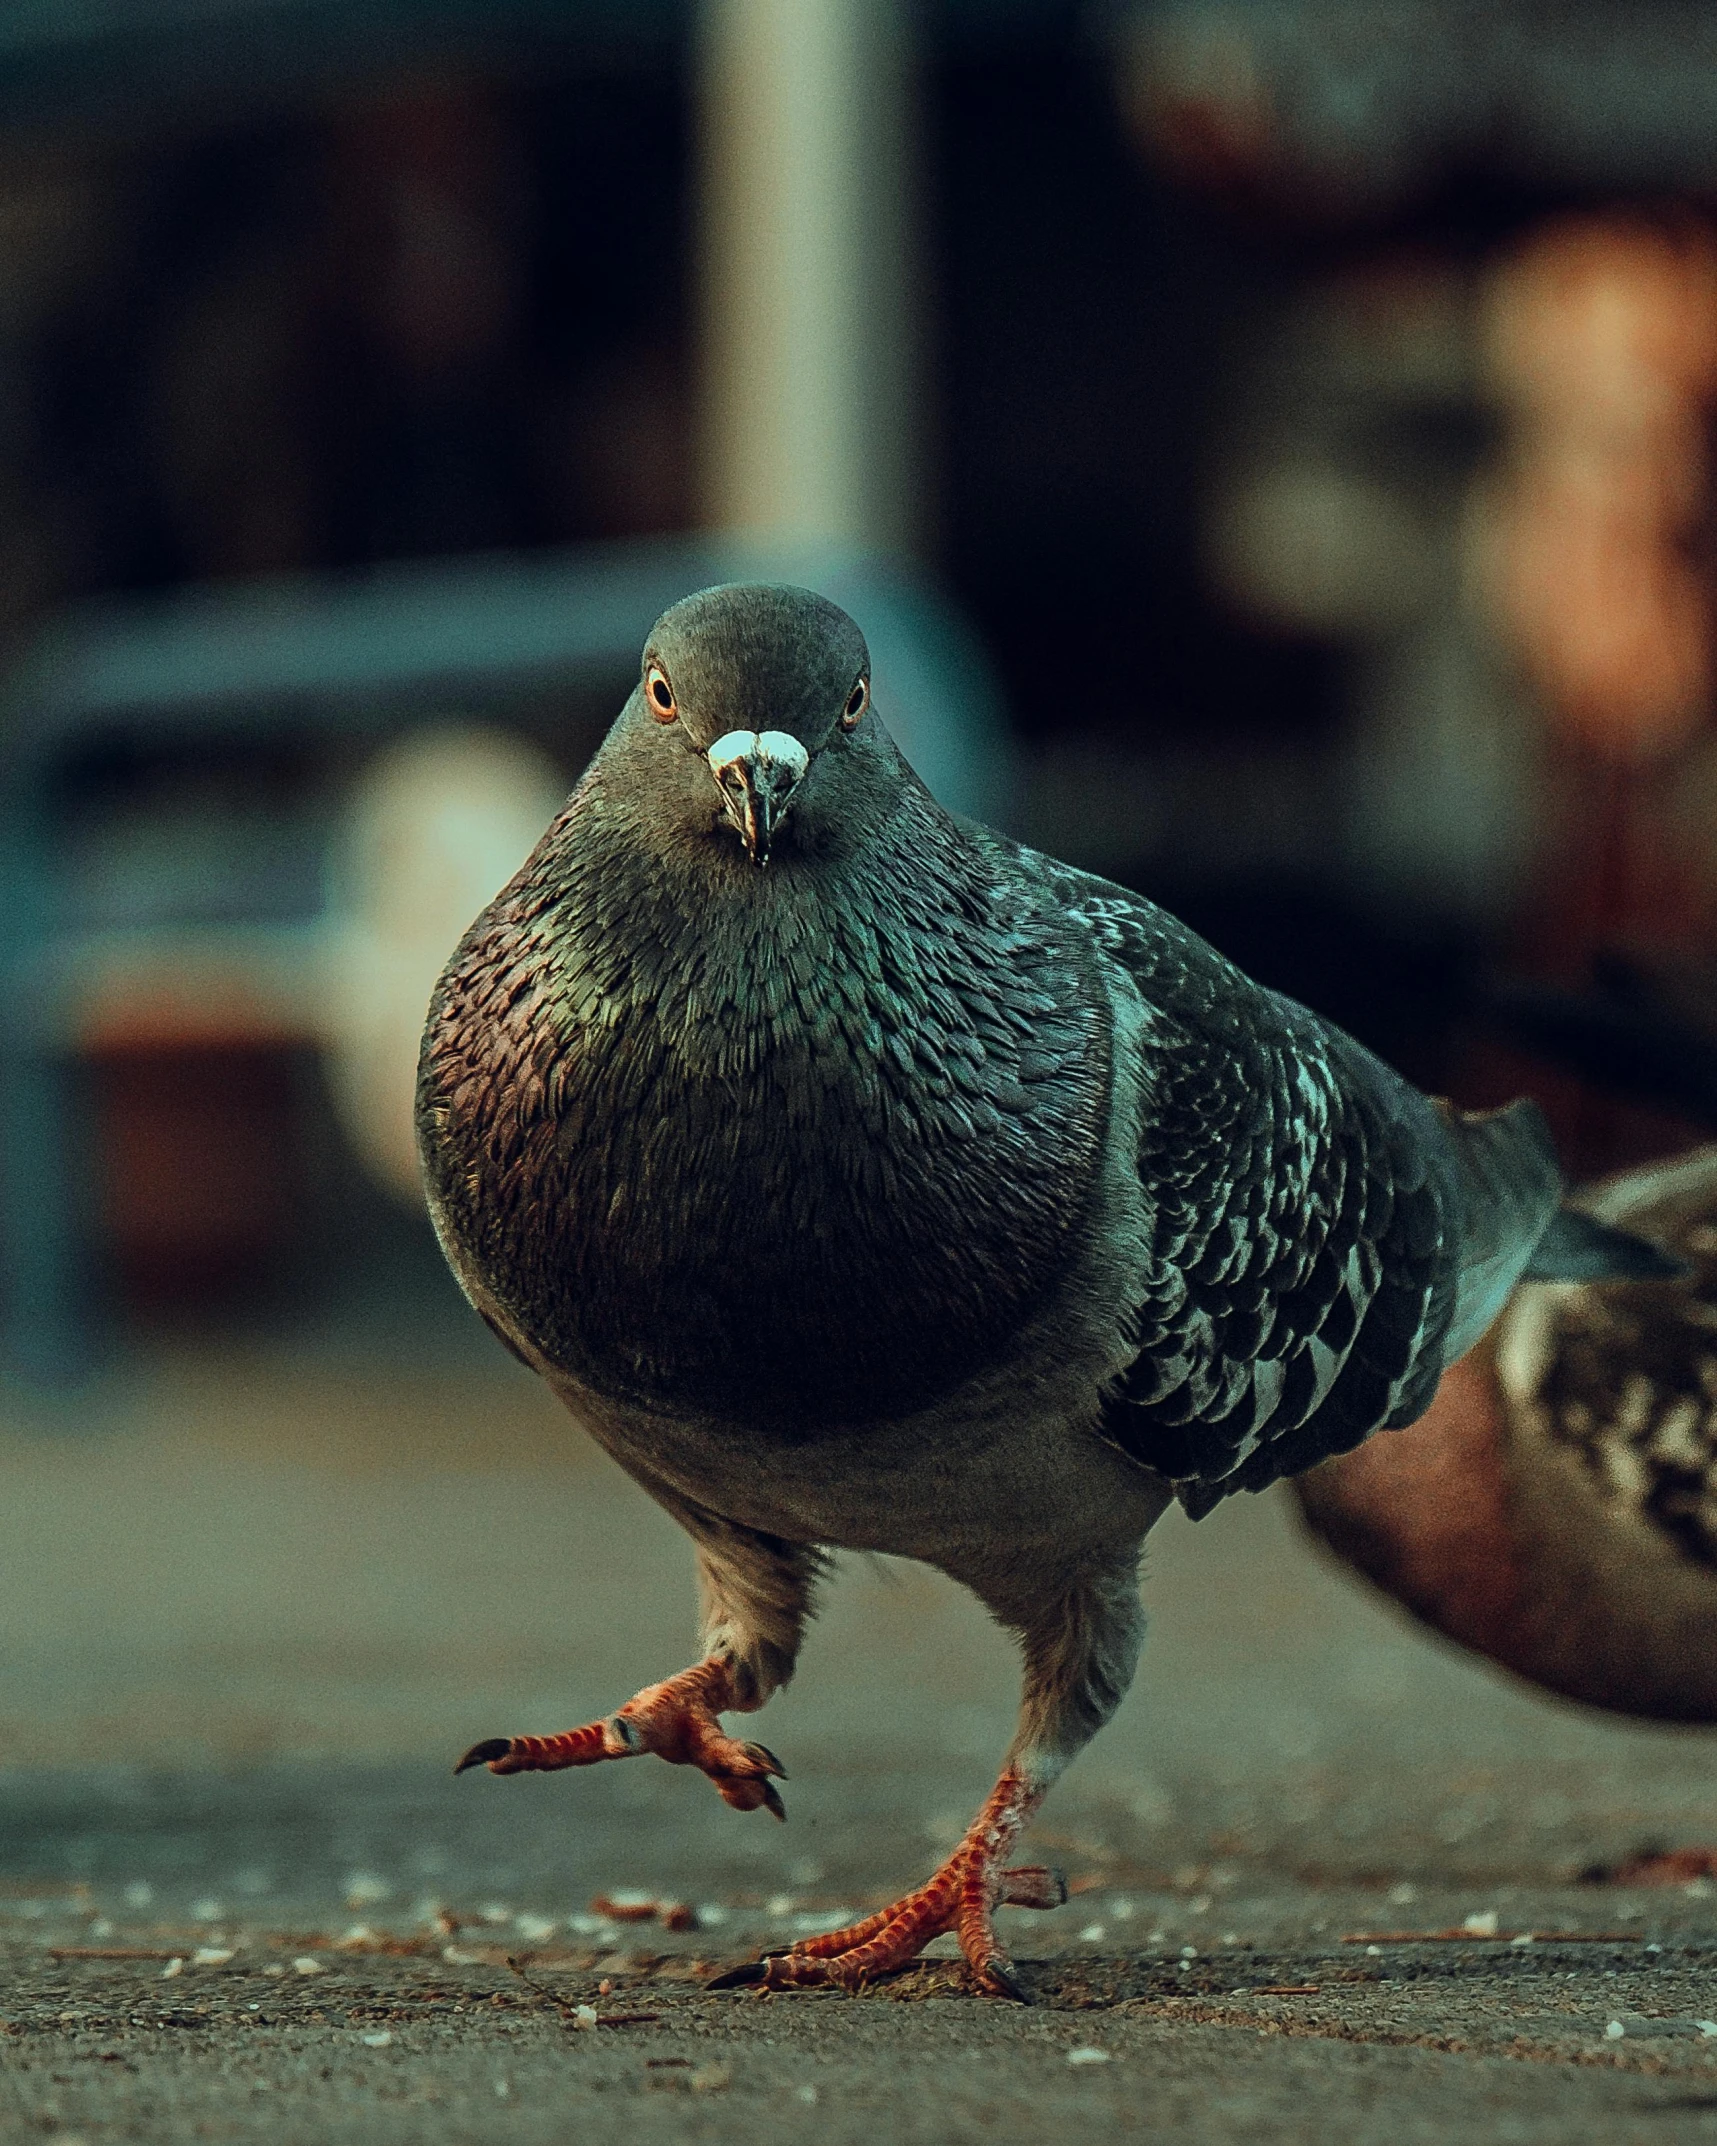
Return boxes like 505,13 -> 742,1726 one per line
418,592 -> 1112,1433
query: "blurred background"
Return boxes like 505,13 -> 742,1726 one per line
5,0 -> 1717,1375
4,0 -> 1717,1817
2,0 -> 1716,1388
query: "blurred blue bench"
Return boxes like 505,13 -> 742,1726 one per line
0,537 -> 1012,1389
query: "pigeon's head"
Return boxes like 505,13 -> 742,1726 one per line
629,583 -> 873,866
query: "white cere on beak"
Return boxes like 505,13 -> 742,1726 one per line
706,729 -> 811,864
707,730 -> 810,787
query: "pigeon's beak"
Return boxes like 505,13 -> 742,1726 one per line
706,729 -> 811,866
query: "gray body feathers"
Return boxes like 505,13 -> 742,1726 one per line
418,718 -> 1654,1527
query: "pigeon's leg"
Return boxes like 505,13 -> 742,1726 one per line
711,1549 -> 1147,1998
456,1515 -> 821,1819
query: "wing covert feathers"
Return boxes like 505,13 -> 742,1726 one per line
1034,856 -> 1607,1515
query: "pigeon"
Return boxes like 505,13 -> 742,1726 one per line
1297,1143 -> 1717,1720
416,583 -> 1673,1998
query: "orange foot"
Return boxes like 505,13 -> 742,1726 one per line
708,1768 -> 1058,1999
454,1655 -> 786,1817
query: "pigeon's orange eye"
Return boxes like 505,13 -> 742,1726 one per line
646,667 -> 677,722
841,677 -> 868,729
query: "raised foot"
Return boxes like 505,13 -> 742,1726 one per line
707,1769 -> 1053,1998
454,1656 -> 787,1817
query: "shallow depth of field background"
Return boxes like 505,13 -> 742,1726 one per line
2,0 -> 1717,1813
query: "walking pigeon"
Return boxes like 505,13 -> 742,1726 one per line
417,583 -> 1673,1997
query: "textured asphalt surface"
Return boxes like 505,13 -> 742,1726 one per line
7,1337 -> 1717,2140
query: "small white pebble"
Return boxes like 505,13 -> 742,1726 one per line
1366,1946 -> 1382,1958
1509,1933 -> 1535,1948
1188,1896 -> 1211,1915
1179,1946 -> 1197,1961
1220,1933 -> 1237,1946
1605,2020 -> 1625,2040
262,1964 -> 285,1978
190,1899 -> 222,1923
572,2004 -> 599,2032
479,1902 -> 513,1926
767,1894 -> 795,1916
1687,1879 -> 1714,1900
494,2079 -> 511,2099
1078,1925 -> 1106,1944
1699,2021 -> 1717,2038
192,1948 -> 234,1967
1462,1912 -> 1499,1937
796,2085 -> 819,2104
1646,1942 -> 1662,1954
123,1882 -> 153,1910
293,1957 -> 325,1977
697,1904 -> 729,1926
160,1957 -> 184,1980
514,1915 -> 557,1943
338,1925 -> 375,1950
1111,1899 -> 1135,1921
90,1918 -> 113,1939
1387,1884 -> 1417,1907
1147,1929 -> 1166,1945
567,1913 -> 611,1937
1066,2046 -> 1112,2066
359,2031 -> 392,2048
345,1874 -> 389,1907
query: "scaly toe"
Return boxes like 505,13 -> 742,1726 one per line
710,1772 -> 788,1819
998,1865 -> 1067,1910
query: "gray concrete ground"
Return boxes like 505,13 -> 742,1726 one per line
7,1341 -> 1717,2140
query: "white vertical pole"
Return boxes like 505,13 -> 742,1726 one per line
696,0 -> 923,555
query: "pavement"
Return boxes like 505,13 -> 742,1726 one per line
6,1333 -> 1717,2141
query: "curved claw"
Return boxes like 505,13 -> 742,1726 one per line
454,1737 -> 514,1775
744,1742 -> 788,1781
974,1955 -> 1033,2004
760,1779 -> 787,1821
705,1960 -> 769,1991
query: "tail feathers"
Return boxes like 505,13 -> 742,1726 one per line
1524,1205 -> 1686,1283
1434,1097 -> 1686,1363
1435,1098 -> 1564,1362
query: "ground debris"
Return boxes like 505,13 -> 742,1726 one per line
1593,1848 -> 1717,1887
1341,1929 -> 1644,1945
